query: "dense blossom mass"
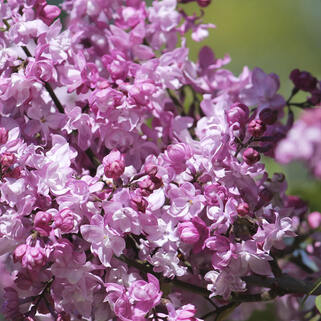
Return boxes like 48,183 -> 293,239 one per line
0,0 -> 320,320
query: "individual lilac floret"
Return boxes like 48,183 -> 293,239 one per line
205,269 -> 246,300
255,213 -> 296,251
35,0 -> 62,26
166,303 -> 200,321
163,143 -> 193,174
128,273 -> 162,316
227,102 -> 249,128
53,208 -> 81,235
168,182 -> 204,219
275,108 -> 321,178
240,67 -> 285,112
105,274 -> 162,320
206,235 -> 238,269
80,214 -> 125,267
103,149 -> 125,180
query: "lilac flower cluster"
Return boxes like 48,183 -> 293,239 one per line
0,0 -> 320,320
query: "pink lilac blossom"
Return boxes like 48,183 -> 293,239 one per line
0,0 -> 319,320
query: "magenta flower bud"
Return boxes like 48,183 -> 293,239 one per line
0,127 -> 8,144
14,240 -> 47,270
53,208 -> 78,234
247,119 -> 266,137
164,143 -> 193,174
243,147 -> 260,165
167,144 -> 190,162
308,211 -> 321,229
237,202 -> 250,216
103,149 -> 125,179
259,108 -> 278,125
290,69 -> 317,92
39,4 -> 61,25
0,152 -> 15,168
227,103 -> 249,126
23,243 -> 47,270
34,211 -> 52,237
178,221 -> 200,244
197,0 -> 211,7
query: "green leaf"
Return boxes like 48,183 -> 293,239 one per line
301,276 -> 321,307
315,295 -> 321,314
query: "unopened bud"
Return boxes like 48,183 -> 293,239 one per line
243,147 -> 260,165
178,221 -> 200,244
290,69 -> 317,92
103,149 -> 125,179
247,119 -> 266,137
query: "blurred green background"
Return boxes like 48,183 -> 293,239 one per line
1,1 -> 320,321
